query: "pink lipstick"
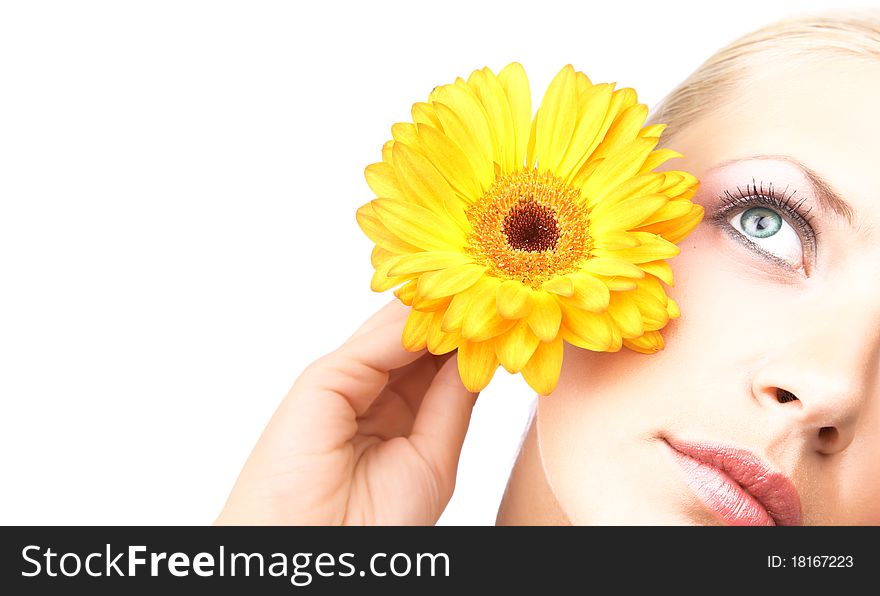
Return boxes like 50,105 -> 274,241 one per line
664,438 -> 802,526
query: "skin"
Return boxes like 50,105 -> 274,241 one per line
501,54 -> 880,525
218,54 -> 880,526
216,299 -> 480,525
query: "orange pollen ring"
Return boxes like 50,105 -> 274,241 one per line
465,168 -> 592,288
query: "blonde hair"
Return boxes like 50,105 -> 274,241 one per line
646,8 -> 880,146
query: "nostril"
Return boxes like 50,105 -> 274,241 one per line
775,388 -> 799,404
818,426 -> 838,443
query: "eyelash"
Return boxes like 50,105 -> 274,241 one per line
710,178 -> 819,269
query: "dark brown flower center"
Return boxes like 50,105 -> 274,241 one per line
465,168 -> 592,288
502,199 -> 560,252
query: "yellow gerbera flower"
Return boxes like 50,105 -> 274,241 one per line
356,63 -> 703,395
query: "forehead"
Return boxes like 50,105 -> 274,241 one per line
666,55 -> 880,222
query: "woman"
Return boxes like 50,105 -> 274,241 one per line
216,9 -> 880,525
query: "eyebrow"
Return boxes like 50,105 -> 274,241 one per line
715,154 -> 856,226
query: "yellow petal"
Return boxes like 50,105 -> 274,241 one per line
432,101 -> 495,193
639,123 -> 666,139
563,324 -> 608,352
659,170 -> 700,198
381,140 -> 394,163
631,276 -> 672,331
533,65 -> 578,173
370,255 -> 411,292
635,273 -> 670,302
430,83 -> 494,170
416,123 -> 482,202
629,287 -> 670,331
607,321 -> 624,353
467,67 -> 517,173
364,162 -> 405,201
457,339 -> 499,392
666,297 -> 681,319
497,62 -> 531,169
590,101 -> 649,163
592,232 -> 681,264
394,279 -> 418,305
542,275 -> 574,297
371,198 -> 464,251
521,335 -> 564,395
560,301 -> 613,350
415,263 -> 487,301
579,257 -> 645,279
465,314 -> 517,343
639,260 -> 674,286
636,204 -> 704,244
453,77 -> 496,148
371,245 -> 397,268
590,192 -> 669,236
568,271 -> 611,312
639,148 -> 683,174
411,294 -> 452,312
411,101 -> 442,130
402,309 -> 432,351
440,287 -> 472,333
391,122 -> 420,147
623,330 -> 665,354
388,251 -> 474,277
496,280 -> 535,319
426,311 -> 460,354
356,202 -> 421,254
371,271 -> 407,293
607,292 -> 644,339
555,82 -> 614,181
575,86 -> 638,170
600,276 -> 638,292
581,138 -> 661,213
592,230 -> 641,250
525,112 -> 539,169
585,171 -> 666,210
392,142 -> 468,229
526,291 -> 562,342
569,155 -> 605,189
495,319 -> 540,373
637,199 -> 695,227
575,70 -> 593,94
460,277 -> 514,341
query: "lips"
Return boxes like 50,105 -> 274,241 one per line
664,438 -> 802,526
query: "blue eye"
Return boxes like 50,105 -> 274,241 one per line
714,181 -> 819,276
740,207 -> 782,238
727,205 -> 804,269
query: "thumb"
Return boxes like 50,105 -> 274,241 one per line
409,352 -> 480,494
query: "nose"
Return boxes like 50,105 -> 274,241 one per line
751,314 -> 880,456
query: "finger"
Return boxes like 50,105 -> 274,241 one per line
260,308 -> 429,455
356,351 -> 458,441
390,351 -> 456,421
408,352 -> 479,491
296,305 -> 427,416
344,299 -> 408,345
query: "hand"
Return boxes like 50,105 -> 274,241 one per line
215,300 -> 479,525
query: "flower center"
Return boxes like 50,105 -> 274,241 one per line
502,199 -> 559,252
466,168 -> 592,288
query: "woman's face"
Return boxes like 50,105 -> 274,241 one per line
536,55 -> 880,525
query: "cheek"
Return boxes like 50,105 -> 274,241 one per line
538,222 -> 737,448
532,226 -> 715,522
535,333 -> 705,523
535,219 -> 794,522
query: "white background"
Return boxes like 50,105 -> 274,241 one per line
0,0 -> 859,525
